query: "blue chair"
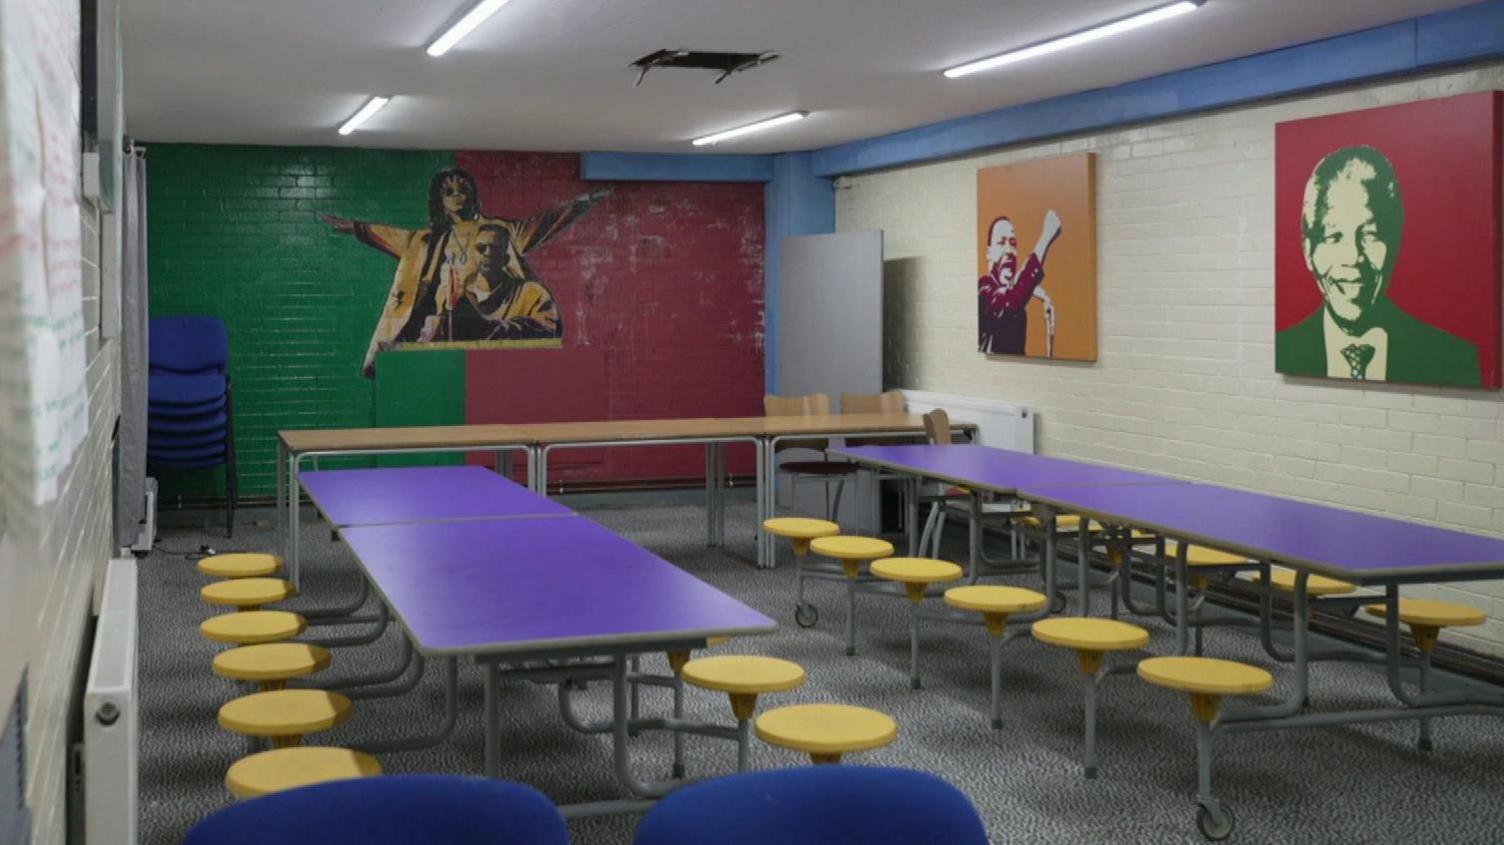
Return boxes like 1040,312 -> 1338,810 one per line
182,774 -> 569,845
148,315 -> 237,536
633,766 -> 990,845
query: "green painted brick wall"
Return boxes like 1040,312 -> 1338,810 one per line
148,144 -> 455,498
373,349 -> 467,467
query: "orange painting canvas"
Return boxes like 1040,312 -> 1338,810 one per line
976,153 -> 1097,362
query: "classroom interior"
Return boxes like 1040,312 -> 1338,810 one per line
4,0 -> 1504,843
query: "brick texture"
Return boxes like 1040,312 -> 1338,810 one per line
837,63 -> 1504,654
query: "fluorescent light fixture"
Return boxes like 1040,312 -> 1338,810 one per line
692,112 -> 808,147
338,96 -> 390,135
944,0 -> 1203,79
427,0 -> 513,57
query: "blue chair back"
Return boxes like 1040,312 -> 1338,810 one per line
183,775 -> 569,845
633,766 -> 990,845
149,315 -> 229,373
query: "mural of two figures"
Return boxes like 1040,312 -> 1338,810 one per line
976,153 -> 1098,362
319,168 -> 610,377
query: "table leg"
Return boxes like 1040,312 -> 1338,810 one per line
289,454 -> 302,590
705,444 -> 715,547
1077,520 -> 1091,617
275,440 -> 286,559
485,662 -> 501,778
968,492 -> 982,581
907,477 -> 920,557
1174,545 -> 1189,654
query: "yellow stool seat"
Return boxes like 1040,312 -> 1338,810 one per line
1268,569 -> 1355,596
218,690 -> 352,740
944,585 -> 1048,615
763,518 -> 841,540
682,655 -> 806,695
1364,598 -> 1486,628
199,553 -> 282,578
1020,513 -> 1083,531
810,536 -> 894,561
755,703 -> 897,762
201,611 -> 307,645
1032,618 -> 1150,652
201,578 -> 296,608
870,557 -> 964,584
1166,540 -> 1252,567
1137,656 -> 1274,696
225,747 -> 381,799
214,644 -> 332,686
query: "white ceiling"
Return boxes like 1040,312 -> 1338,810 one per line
123,0 -> 1477,154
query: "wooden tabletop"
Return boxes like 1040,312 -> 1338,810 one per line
281,413 -> 973,453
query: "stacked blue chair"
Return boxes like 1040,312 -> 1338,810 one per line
148,315 -> 237,537
634,766 -> 991,845
182,774 -> 569,845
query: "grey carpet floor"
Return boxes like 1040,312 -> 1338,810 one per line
139,494 -> 1504,844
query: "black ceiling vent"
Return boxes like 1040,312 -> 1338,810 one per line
630,50 -> 779,86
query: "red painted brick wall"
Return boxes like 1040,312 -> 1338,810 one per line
456,151 -> 765,481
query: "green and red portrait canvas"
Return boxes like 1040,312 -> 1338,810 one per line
1274,92 -> 1502,389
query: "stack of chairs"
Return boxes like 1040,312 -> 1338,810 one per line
148,315 -> 237,537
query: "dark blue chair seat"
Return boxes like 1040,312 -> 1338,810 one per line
148,409 -> 228,434
149,395 -> 227,418
149,427 -> 227,449
182,774 -> 569,845
150,315 -> 229,374
633,767 -> 990,845
149,371 -> 227,405
148,455 -> 229,471
149,442 -> 227,462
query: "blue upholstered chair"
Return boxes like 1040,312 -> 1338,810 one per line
182,774 -> 569,845
633,766 -> 991,845
148,315 -> 237,536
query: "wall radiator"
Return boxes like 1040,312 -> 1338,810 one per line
77,557 -> 138,845
900,389 -> 1035,453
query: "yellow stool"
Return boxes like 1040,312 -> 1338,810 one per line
755,703 -> 897,764
201,577 -> 296,611
225,746 -> 381,799
945,586 -> 1047,730
681,655 -> 807,771
1019,513 -> 1084,532
201,611 -> 307,646
1267,568 -> 1355,597
1365,598 -> 1485,750
871,557 -> 964,689
214,643 -> 332,692
764,517 -> 840,628
810,536 -> 895,656
198,552 -> 282,579
218,689 -> 352,748
1137,656 -> 1273,840
1032,617 -> 1150,778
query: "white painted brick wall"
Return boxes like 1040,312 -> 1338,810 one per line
839,62 -> 1504,655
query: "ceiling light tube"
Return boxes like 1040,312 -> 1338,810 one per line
692,112 -> 809,147
944,0 -> 1204,79
338,96 -> 390,135
427,0 -> 513,57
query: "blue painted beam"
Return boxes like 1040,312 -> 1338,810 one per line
811,0 -> 1504,177
581,151 -> 775,182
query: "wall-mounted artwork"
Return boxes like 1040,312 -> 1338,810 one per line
976,152 -> 1097,361
1275,92 -> 1502,389
320,167 -> 611,377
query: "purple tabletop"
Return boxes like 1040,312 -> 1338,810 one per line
1022,482 -> 1504,585
340,516 -> 776,656
832,444 -> 1180,492
299,466 -> 571,527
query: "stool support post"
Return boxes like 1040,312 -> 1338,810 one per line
736,719 -> 751,771
990,635 -> 1003,731
1083,676 -> 1099,779
1419,650 -> 1434,751
672,673 -> 686,779
1195,719 -> 1214,803
909,601 -> 922,689
846,571 -> 859,656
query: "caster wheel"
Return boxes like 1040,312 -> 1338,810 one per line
1196,801 -> 1235,841
794,603 -> 819,628
1050,593 -> 1068,614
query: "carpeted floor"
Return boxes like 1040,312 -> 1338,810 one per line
140,493 -> 1504,844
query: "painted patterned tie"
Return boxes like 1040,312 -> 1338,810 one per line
1341,343 -> 1376,380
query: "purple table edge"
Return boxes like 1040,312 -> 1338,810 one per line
831,443 -> 1185,493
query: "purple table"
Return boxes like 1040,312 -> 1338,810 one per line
1023,481 -> 1504,586
300,466 -> 571,528
340,515 -> 774,788
340,516 -> 774,657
